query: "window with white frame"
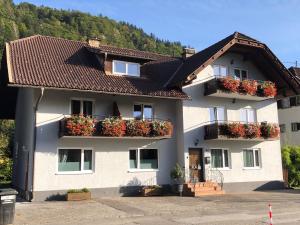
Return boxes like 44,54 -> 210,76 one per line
133,104 -> 153,120
129,149 -> 158,170
234,68 -> 248,80
209,107 -> 226,123
58,149 -> 93,172
240,108 -> 256,123
113,60 -> 140,77
243,149 -> 260,168
213,65 -> 227,77
71,99 -> 94,116
211,149 -> 229,169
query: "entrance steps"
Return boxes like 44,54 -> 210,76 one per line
183,181 -> 225,197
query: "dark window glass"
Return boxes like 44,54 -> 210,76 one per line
133,104 -> 142,119
83,101 -> 93,116
140,149 -> 158,169
255,150 -> 260,167
129,150 -> 137,169
291,123 -> 298,132
290,97 -> 297,107
71,100 -> 81,115
84,150 -> 92,170
58,149 -> 81,172
224,150 -> 229,167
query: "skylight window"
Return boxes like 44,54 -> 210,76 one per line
113,60 -> 140,77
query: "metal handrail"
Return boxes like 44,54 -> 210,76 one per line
206,168 -> 224,190
213,75 -> 274,84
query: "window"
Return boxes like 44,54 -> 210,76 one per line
133,104 -> 153,120
211,149 -> 229,169
240,108 -> 256,123
71,99 -> 94,116
129,149 -> 158,170
113,60 -> 140,77
58,149 -> 93,173
290,96 -> 300,107
213,65 -> 227,77
234,68 -> 248,80
279,124 -> 286,133
243,149 -> 260,168
291,123 -> 300,132
209,107 -> 225,122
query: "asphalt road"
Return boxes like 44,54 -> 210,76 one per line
15,190 -> 300,225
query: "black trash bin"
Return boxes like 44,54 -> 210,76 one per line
0,189 -> 18,225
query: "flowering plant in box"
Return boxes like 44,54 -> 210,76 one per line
65,115 -> 96,136
100,117 -> 126,137
260,123 -> 280,139
244,123 -> 261,139
240,80 -> 258,95
260,81 -> 277,97
126,120 -> 151,137
227,122 -> 245,138
151,120 -> 173,136
219,76 -> 240,93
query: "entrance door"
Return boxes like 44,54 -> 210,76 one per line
189,148 -> 204,182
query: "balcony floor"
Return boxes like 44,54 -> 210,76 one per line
204,135 -> 279,142
60,135 -> 172,140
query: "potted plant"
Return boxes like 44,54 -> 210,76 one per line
227,122 -> 245,138
66,188 -> 91,201
170,163 -> 185,196
65,115 -> 96,136
151,120 -> 173,137
126,120 -> 151,136
100,117 -> 126,137
244,123 -> 261,139
219,76 -> 240,93
259,81 -> 277,97
240,79 -> 258,95
142,185 -> 163,196
260,123 -> 280,139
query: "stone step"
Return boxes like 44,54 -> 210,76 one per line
188,186 -> 222,192
193,190 -> 225,197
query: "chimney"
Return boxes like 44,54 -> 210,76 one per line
88,37 -> 101,48
182,47 -> 196,59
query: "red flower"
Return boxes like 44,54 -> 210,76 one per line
240,80 -> 258,95
219,76 -> 240,93
244,123 -> 261,139
227,123 -> 245,138
260,81 -> 277,97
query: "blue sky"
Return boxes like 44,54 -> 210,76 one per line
13,0 -> 300,67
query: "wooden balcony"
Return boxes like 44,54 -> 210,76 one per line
59,116 -> 173,140
204,78 -> 275,101
204,122 -> 280,141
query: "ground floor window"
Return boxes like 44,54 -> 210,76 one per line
210,149 -> 229,169
243,149 -> 260,168
129,149 -> 158,170
58,148 -> 93,173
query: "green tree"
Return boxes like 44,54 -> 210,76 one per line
282,145 -> 300,187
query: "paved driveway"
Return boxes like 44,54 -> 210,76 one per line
15,190 -> 300,225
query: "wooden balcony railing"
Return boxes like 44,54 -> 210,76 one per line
59,115 -> 173,140
204,76 -> 277,101
204,121 -> 280,141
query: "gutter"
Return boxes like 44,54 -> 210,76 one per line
29,87 -> 45,201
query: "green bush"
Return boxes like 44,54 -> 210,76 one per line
67,188 -> 90,193
282,146 -> 300,187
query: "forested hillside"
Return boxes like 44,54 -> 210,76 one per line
0,0 -> 183,63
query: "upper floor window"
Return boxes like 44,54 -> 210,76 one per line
291,122 -> 300,132
209,107 -> 225,122
279,124 -> 286,133
71,99 -> 94,116
240,108 -> 256,123
213,65 -> 227,77
113,60 -> 140,77
234,68 -> 248,80
133,104 -> 153,120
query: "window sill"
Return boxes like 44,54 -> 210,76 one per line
55,171 -> 93,175
127,169 -> 159,173
243,167 -> 261,170
210,168 -> 231,171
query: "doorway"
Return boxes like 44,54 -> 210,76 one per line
189,148 -> 204,182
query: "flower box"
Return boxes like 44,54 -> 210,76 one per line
142,185 -> 163,196
66,188 -> 91,201
100,117 -> 126,137
65,115 -> 96,136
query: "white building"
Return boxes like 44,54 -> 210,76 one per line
0,32 -> 298,201
278,67 -> 300,146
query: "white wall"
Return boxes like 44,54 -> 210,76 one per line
278,104 -> 300,146
178,52 -> 283,184
34,90 -> 179,191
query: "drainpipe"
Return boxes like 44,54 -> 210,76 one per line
28,87 -> 44,201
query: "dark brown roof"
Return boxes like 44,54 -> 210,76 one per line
2,35 -> 188,99
165,32 -> 300,96
86,45 -> 171,61
289,67 -> 300,77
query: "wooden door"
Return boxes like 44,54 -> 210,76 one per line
189,148 -> 204,182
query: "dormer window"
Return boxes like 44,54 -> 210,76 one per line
113,60 -> 140,77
